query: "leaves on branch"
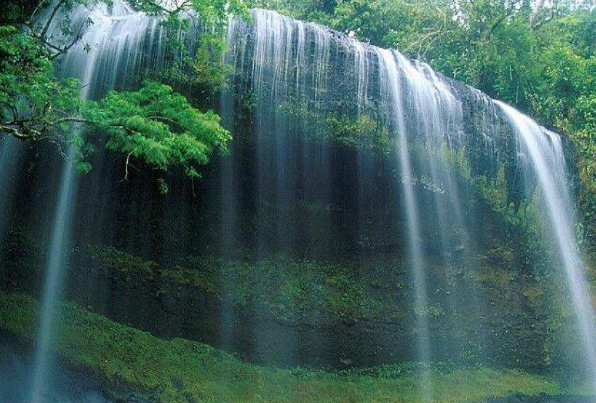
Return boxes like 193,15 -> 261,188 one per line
0,0 -> 243,193
85,81 -> 231,183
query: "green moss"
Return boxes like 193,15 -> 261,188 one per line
89,248 -> 389,325
172,257 -> 382,323
278,101 -> 393,152
0,291 -> 572,403
87,245 -> 159,281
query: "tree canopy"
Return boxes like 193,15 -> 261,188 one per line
0,0 -> 246,192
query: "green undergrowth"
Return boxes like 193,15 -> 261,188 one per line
0,291 -> 573,403
88,246 -> 398,325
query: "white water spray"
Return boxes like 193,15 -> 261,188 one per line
29,5 -> 162,401
377,48 -> 432,401
498,101 -> 596,392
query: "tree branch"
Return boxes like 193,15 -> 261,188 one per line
39,0 -> 64,40
30,0 -> 52,21
43,10 -> 91,59
0,124 -> 40,140
123,151 -> 133,181
483,8 -> 515,41
146,115 -> 186,131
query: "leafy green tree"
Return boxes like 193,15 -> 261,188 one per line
0,25 -> 84,141
86,81 -> 231,183
0,0 -> 246,191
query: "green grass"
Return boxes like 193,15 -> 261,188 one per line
0,291 -> 567,403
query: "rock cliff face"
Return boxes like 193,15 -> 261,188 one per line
0,2 -> 587,375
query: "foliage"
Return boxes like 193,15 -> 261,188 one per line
0,0 -> 245,190
279,102 -> 392,152
75,240 -> 556,371
86,245 -> 159,279
0,25 -> 84,141
85,81 -> 231,184
419,141 -> 591,375
191,33 -> 231,89
0,291 -> 573,403
88,246 -> 387,324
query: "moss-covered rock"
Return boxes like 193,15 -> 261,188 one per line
0,291 -> 578,403
0,225 -> 560,370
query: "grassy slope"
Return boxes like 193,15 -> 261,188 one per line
0,292 -> 566,403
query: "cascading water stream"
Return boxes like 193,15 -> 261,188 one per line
28,5 -> 162,401
218,19 -> 240,354
223,9 -> 340,365
402,57 -> 485,358
29,23 -> 100,403
497,101 -> 596,393
377,47 -> 432,401
29,145 -> 79,403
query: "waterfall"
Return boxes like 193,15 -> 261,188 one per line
497,101 -> 596,392
223,8 -> 337,366
28,5 -> 163,401
29,145 -> 78,403
376,48 -> 432,399
222,6 -> 595,383
2,0 -> 595,397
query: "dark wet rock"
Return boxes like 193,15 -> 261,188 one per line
0,334 -> 115,403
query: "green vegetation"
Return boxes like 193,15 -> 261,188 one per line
2,0 -> 596,398
88,245 -> 393,325
421,143 -> 540,231
4,0 -> 595,206
79,239 -> 563,372
87,82 -> 231,183
1,233 -> 560,369
280,102 -> 392,152
0,291 -> 577,403
0,0 -> 246,191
